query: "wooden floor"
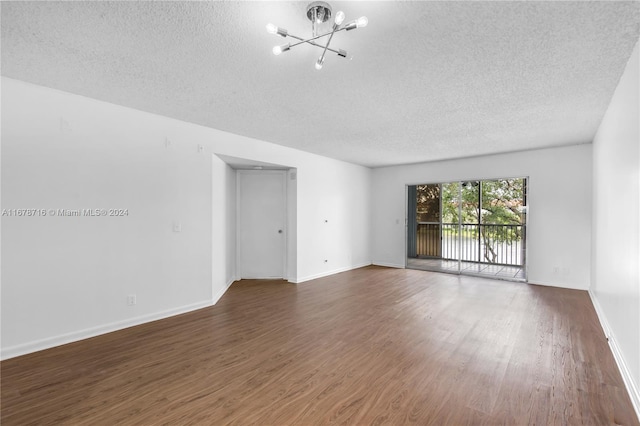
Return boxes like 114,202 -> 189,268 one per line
2,266 -> 638,425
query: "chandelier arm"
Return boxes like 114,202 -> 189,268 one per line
284,27 -> 346,45
287,33 -> 345,55
317,25 -> 338,66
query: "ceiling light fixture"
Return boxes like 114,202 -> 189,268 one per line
266,1 -> 368,70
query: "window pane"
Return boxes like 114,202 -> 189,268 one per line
416,184 -> 440,222
481,178 -> 526,225
480,178 -> 526,266
461,181 -> 480,224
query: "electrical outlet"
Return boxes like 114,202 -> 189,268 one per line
127,294 -> 136,306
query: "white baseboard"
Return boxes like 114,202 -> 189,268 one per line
2,277 -> 239,361
213,278 -> 236,304
589,290 -> 640,421
1,299 -> 214,361
372,262 -> 406,269
292,262 -> 372,284
526,279 -> 588,290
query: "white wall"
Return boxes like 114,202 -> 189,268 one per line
212,155 -> 236,298
294,158 -> 372,282
371,144 -> 592,290
286,169 -> 298,281
591,40 -> 640,414
225,162 -> 237,285
1,78 -> 371,358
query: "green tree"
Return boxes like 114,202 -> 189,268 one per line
441,181 -> 480,224
416,184 -> 440,222
438,179 -> 525,263
480,179 -> 525,263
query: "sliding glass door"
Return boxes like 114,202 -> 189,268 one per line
407,177 -> 527,281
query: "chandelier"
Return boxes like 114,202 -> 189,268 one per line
266,1 -> 368,70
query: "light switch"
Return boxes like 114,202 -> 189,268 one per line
173,221 -> 182,232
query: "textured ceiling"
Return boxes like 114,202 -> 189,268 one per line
2,1 -> 639,167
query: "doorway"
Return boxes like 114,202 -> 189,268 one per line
407,177 -> 528,281
237,170 -> 287,279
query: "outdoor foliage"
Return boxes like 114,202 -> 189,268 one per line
416,178 -> 526,263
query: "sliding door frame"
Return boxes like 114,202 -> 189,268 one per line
405,175 -> 529,282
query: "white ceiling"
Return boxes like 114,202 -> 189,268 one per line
2,1 -> 639,167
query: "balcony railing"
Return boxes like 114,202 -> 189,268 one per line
416,223 -> 525,266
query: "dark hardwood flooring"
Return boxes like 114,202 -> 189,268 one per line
2,266 -> 638,425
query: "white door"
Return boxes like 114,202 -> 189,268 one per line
238,170 -> 286,279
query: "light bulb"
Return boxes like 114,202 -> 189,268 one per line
315,57 -> 324,70
355,16 -> 368,28
273,43 -> 290,55
267,23 -> 288,37
266,23 -> 277,34
334,11 -> 345,26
